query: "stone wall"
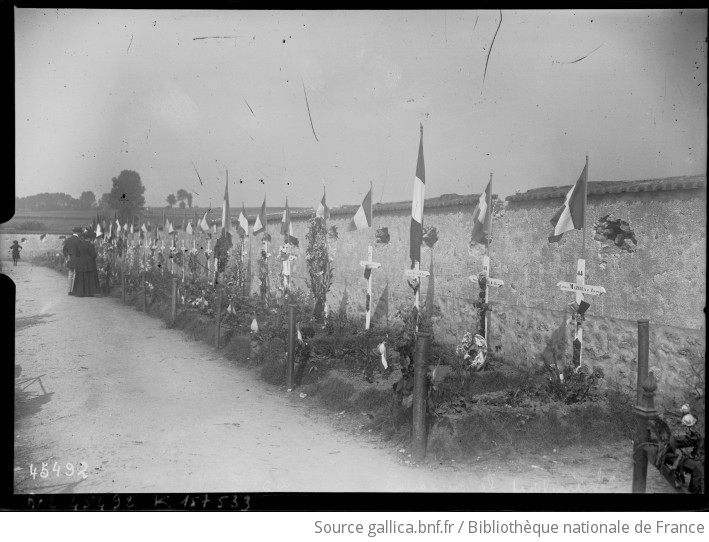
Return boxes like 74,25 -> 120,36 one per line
488,303 -> 705,402
496,188 -> 707,330
263,184 -> 706,400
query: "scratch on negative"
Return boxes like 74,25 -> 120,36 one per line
193,36 -> 239,40
192,161 -> 204,186
554,43 -> 604,65
127,34 -> 133,54
243,97 -> 256,118
482,10 -> 502,89
302,80 -> 319,142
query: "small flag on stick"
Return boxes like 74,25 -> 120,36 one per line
316,186 -> 329,220
237,204 -> 249,236
281,198 -> 298,245
347,187 -> 372,231
253,196 -> 267,235
410,123 -> 425,267
470,178 -> 492,245
549,162 -> 587,243
199,211 -> 209,233
221,177 -> 231,235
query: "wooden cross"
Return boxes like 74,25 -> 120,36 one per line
468,254 -> 504,338
360,245 -> 381,329
557,259 -> 606,369
282,252 -> 296,297
404,261 -> 430,331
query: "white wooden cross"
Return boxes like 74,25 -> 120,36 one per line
557,259 -> 606,369
360,245 -> 381,329
468,254 -> 504,338
404,261 -> 430,331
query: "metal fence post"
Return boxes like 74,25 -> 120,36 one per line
412,332 -> 431,462
632,319 -> 658,493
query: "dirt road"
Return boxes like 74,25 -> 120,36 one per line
10,261 -> 674,494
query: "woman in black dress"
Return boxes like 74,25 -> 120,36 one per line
72,233 -> 100,297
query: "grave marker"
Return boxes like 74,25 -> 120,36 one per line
557,259 -> 605,369
468,254 -> 504,337
360,245 -> 381,329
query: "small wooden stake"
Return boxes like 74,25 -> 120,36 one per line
215,290 -> 223,348
170,277 -> 177,325
287,304 -> 296,390
412,332 -> 430,462
142,271 -> 146,311
122,270 -> 126,303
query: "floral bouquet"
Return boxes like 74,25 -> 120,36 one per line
455,331 -> 488,371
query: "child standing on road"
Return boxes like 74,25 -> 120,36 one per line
10,240 -> 22,266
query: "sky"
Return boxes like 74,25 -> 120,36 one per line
14,8 -> 708,209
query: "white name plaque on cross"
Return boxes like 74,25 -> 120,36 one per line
557,283 -> 606,295
471,275 -> 504,288
404,269 -> 430,279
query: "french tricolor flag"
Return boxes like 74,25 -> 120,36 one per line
347,187 -> 372,231
281,198 -> 298,246
549,161 -> 587,243
470,178 -> 492,245
410,124 -> 425,267
253,196 -> 267,235
316,186 -> 329,220
221,177 -> 231,236
237,203 -> 249,236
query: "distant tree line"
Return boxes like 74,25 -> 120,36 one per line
18,171 -> 198,222
166,188 -> 193,208
15,191 -> 96,211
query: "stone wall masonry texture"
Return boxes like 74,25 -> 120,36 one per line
497,188 -> 706,331
246,187 -> 705,400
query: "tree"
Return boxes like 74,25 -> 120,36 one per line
105,170 -> 145,222
166,194 -> 176,207
79,191 -> 96,209
179,200 -> 186,208
176,189 -> 190,208
186,193 -> 193,207
98,193 -> 112,211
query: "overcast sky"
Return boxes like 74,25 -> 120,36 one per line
14,8 -> 707,209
